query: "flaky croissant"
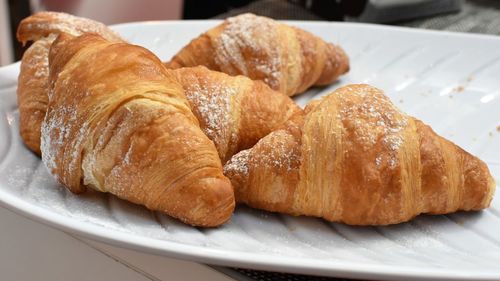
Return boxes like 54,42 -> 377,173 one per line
43,33 -> 234,227
17,12 -> 300,163
17,12 -> 124,155
171,66 -> 302,162
224,84 -> 496,225
165,13 -> 349,97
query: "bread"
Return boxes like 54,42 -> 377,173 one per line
17,12 -> 301,163
171,66 -> 302,162
17,12 -> 124,155
42,33 -> 234,227
166,13 -> 349,97
224,84 -> 496,225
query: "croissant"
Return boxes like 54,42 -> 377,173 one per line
43,33 -> 234,227
224,84 -> 496,225
165,13 -> 349,97
17,12 -> 124,155
171,66 -> 302,162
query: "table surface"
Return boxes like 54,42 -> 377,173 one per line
2,1 -> 499,281
0,205 -> 243,281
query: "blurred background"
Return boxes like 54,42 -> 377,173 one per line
1,0 -> 500,66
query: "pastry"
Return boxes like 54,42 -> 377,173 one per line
17,12 -> 300,163
17,12 -> 124,155
224,84 -> 496,225
165,13 -> 349,97
171,66 -> 302,162
43,33 -> 234,227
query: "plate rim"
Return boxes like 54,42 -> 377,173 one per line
1,20 -> 500,281
1,189 -> 499,281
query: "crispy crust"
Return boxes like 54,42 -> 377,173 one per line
16,12 -> 125,155
171,66 -> 302,162
225,84 -> 495,225
165,13 -> 349,96
42,33 -> 234,227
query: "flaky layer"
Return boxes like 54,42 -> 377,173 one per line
17,12 -> 302,165
171,66 -> 302,162
16,11 -> 125,155
224,84 -> 496,225
166,13 -> 349,96
17,11 -> 122,44
17,35 -> 55,155
42,33 -> 234,227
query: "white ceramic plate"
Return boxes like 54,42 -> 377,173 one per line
0,20 -> 499,281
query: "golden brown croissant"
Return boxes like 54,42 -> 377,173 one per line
165,13 -> 349,97
17,12 -> 124,155
224,84 -> 496,225
171,66 -> 302,162
43,33 -> 234,227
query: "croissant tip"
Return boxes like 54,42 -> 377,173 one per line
484,176 -> 497,207
186,177 -> 236,227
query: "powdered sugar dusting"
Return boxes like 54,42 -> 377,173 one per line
213,14 -> 282,89
41,96 -> 89,184
81,101 -> 153,193
31,46 -> 50,79
36,27 -> 104,182
34,53 -> 49,78
21,35 -> 55,81
255,130 -> 299,172
41,104 -> 73,174
224,130 -> 298,179
184,77 -> 237,149
224,149 -> 250,176
337,85 -> 408,168
21,12 -> 123,42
